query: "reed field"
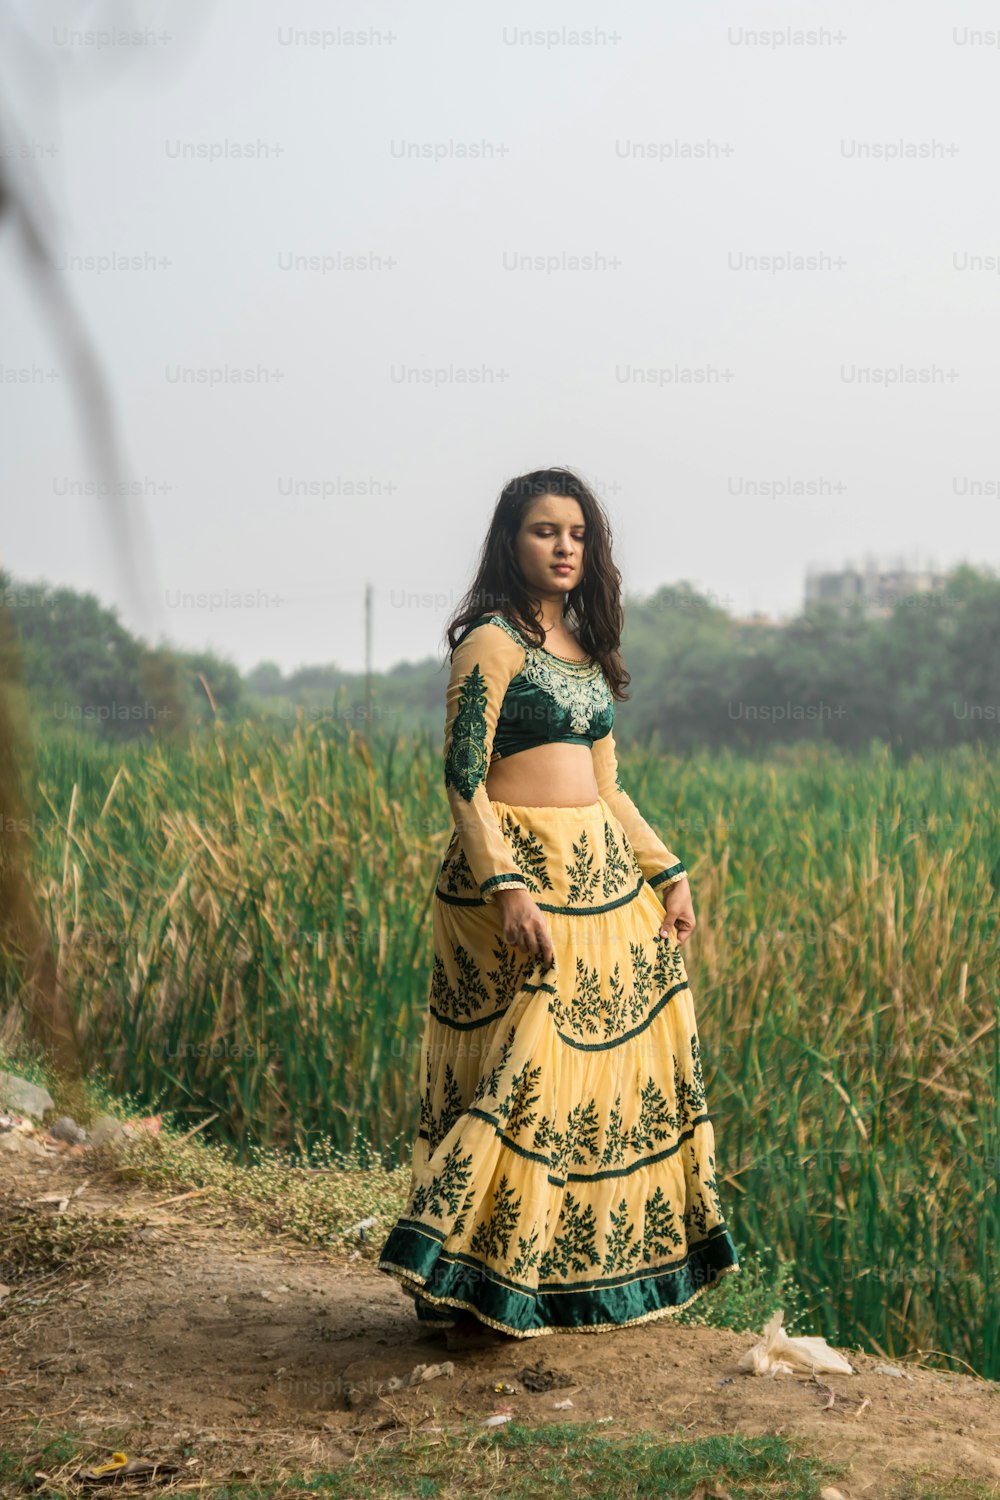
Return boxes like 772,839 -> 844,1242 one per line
2,717 -> 998,1377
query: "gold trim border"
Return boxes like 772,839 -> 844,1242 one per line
379,1257 -> 742,1340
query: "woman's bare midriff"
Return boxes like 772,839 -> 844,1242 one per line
484,742 -> 599,808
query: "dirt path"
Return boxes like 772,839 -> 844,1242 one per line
2,1146 -> 999,1498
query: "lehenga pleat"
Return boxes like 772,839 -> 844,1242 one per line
377,795 -> 741,1338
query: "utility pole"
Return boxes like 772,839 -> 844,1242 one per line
364,582 -> 372,730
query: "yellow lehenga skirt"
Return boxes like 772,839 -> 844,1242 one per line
377,795 -> 741,1338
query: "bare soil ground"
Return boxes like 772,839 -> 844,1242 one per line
2,1146 -> 999,1499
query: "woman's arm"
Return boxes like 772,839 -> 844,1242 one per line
443,620 -> 531,903
591,727 -> 688,892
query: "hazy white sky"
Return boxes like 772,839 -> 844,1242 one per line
2,0 -> 998,674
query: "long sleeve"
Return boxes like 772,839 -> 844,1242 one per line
443,621 -> 531,903
591,726 -> 688,893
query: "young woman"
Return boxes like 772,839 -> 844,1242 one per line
377,467 -> 740,1346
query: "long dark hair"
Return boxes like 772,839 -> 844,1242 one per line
445,467 -> 631,700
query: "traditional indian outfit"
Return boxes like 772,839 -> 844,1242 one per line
377,611 -> 740,1337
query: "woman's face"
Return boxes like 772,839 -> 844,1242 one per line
515,493 -> 586,598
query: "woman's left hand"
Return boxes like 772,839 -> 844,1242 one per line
659,877 -> 696,946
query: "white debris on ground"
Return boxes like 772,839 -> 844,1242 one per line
737,1309 -> 856,1377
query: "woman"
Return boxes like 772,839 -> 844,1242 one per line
377,467 -> 740,1346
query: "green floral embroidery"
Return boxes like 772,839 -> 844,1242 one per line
486,938 -> 531,1007
509,1048 -> 706,1179
551,942 -> 660,1044
604,1195 -> 642,1273
425,936 -> 539,1032
548,1121 -> 568,1177
683,1141 -> 710,1237
631,1077 -> 678,1153
411,1138 -> 474,1219
691,1036 -> 707,1109
472,1024 -> 517,1104
531,1111 -> 553,1158
419,1048 -> 433,1141
470,1172 -> 522,1260
453,946 -> 490,1014
443,841 -> 477,894
702,1150 -> 724,1222
642,1184 -> 683,1261
599,1095 -> 630,1169
504,1061 -> 543,1138
429,955 -> 455,1020
565,1097 -> 601,1166
606,962 -> 628,1035
538,1190 -> 601,1278
427,1062 -> 464,1153
653,934 -> 686,991
453,1186 -> 476,1237
621,832 -> 643,879
627,943 -> 654,1026
444,663 -> 489,802
673,1035 -> 707,1127
508,1224 -> 542,1280
565,827 -> 600,904
553,957 -> 601,1037
601,820 -> 631,897
502,813 -> 553,892
429,946 -> 491,1023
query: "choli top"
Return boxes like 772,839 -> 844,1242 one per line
455,610 -> 614,760
441,612 -> 687,904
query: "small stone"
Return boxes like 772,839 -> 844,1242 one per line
49,1116 -> 88,1145
874,1362 -> 912,1380
0,1070 -> 54,1121
88,1115 -> 129,1149
0,1130 -> 48,1157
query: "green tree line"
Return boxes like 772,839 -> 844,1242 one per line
2,564 -> 997,754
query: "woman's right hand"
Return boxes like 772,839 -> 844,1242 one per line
493,888 -> 555,970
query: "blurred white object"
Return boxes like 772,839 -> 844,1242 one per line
344,1216 -> 378,1238
737,1309 -> 855,1377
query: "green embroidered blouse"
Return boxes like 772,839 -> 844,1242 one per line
443,612 -> 687,903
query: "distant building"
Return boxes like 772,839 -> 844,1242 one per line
805,565 -> 948,618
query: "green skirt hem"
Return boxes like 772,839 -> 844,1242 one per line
377,1220 -> 741,1337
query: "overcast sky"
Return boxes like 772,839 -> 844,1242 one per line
2,0 -> 998,675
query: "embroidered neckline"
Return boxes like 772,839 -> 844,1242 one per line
474,612 -> 598,672
540,642 -> 591,665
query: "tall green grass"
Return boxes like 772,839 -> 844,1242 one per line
2,718 -> 997,1376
